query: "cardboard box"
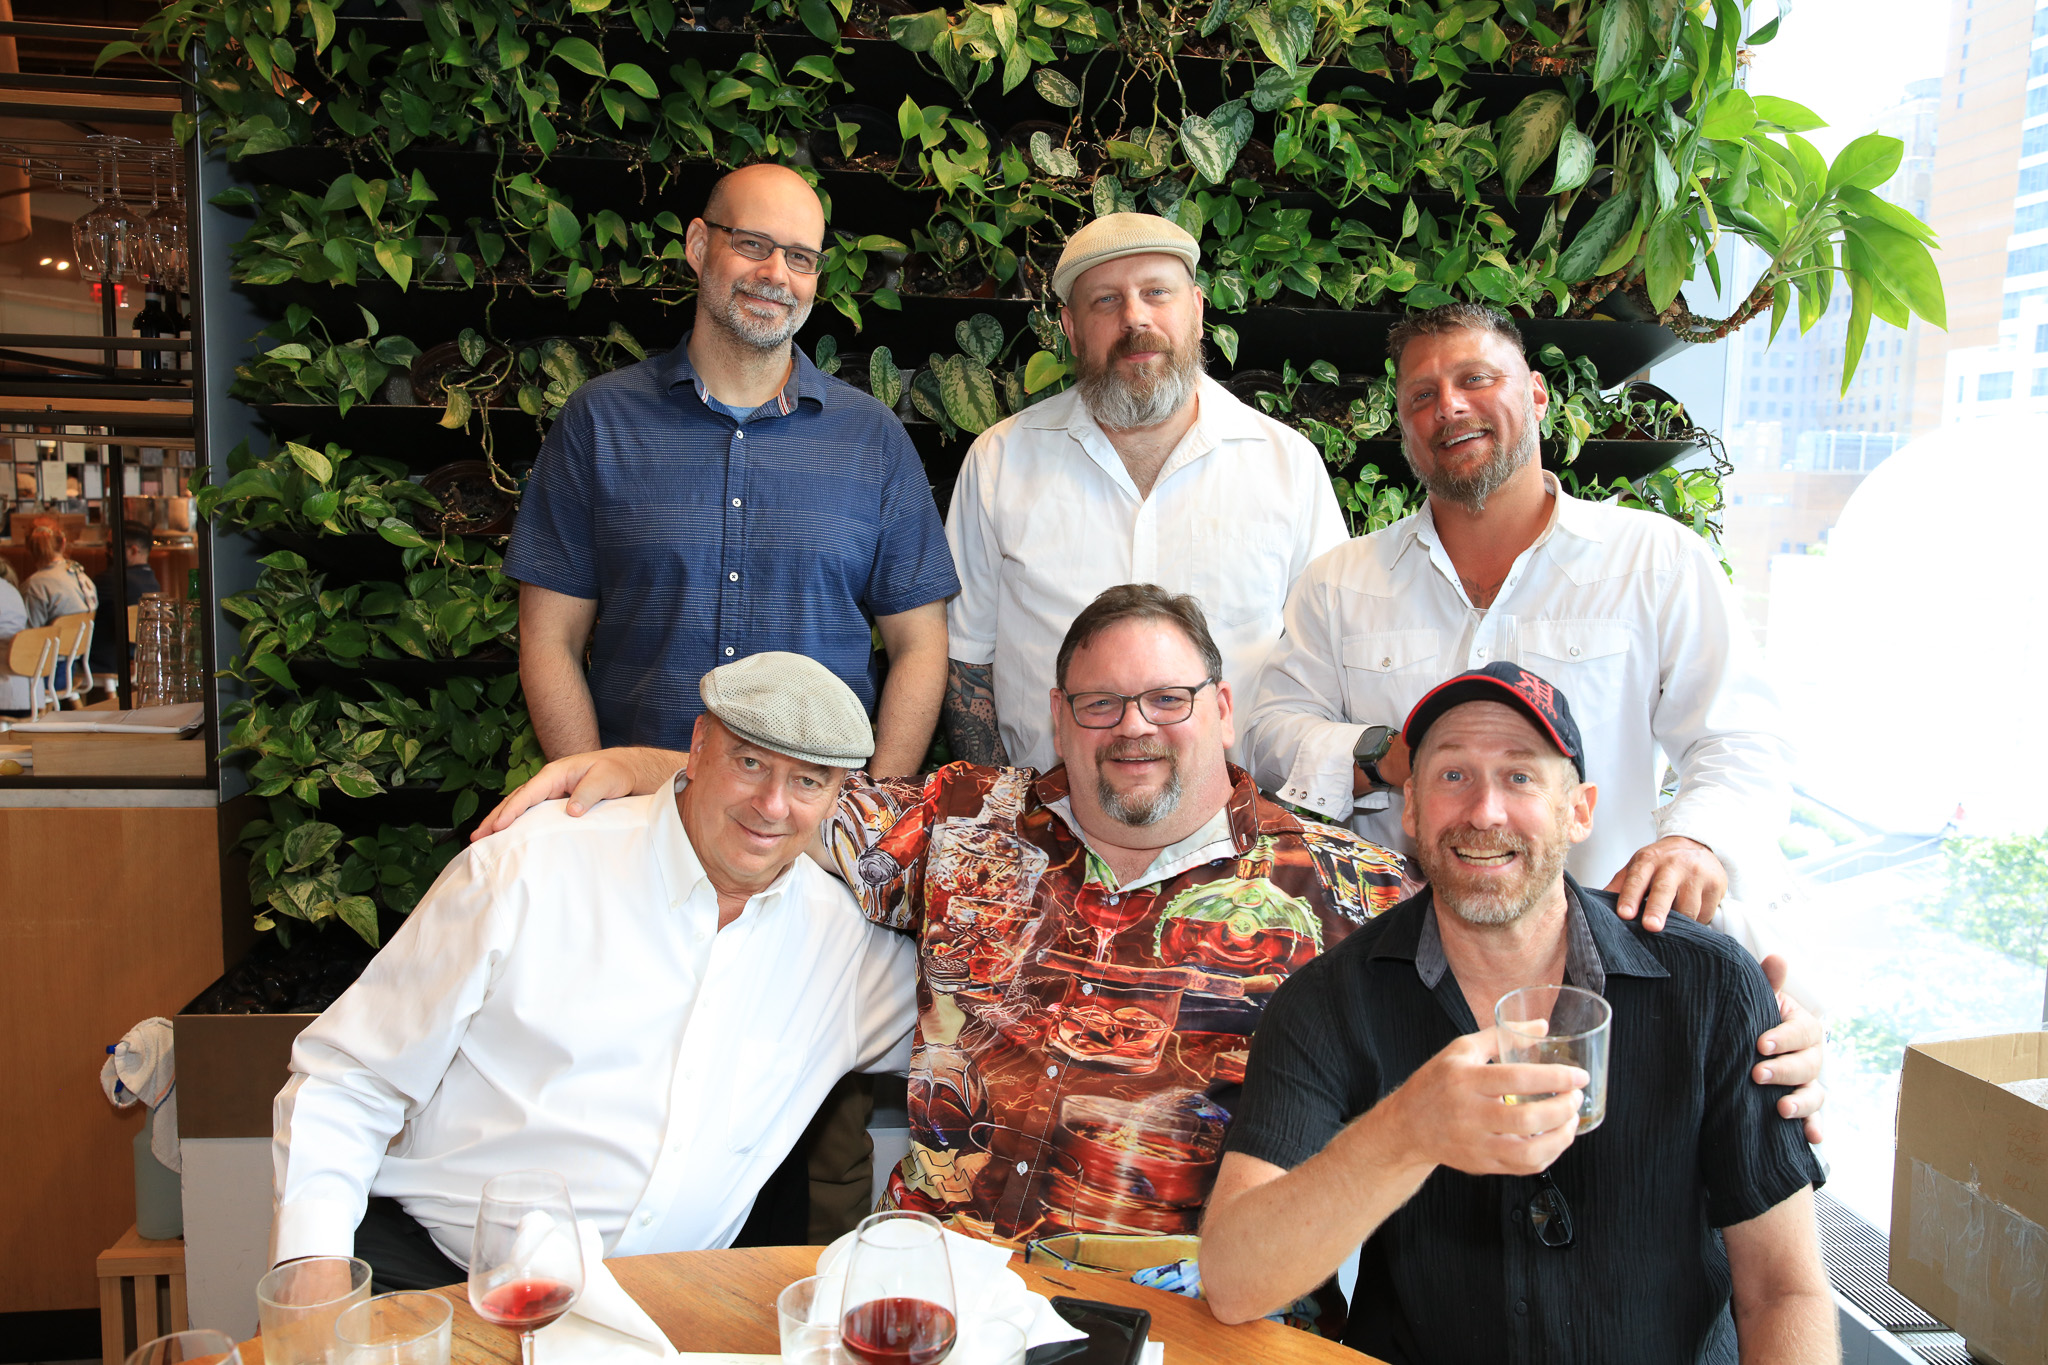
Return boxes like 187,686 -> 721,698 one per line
1889,1032 -> 2048,1364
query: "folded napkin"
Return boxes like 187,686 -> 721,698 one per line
815,1226 -> 1088,1363
535,1223 -> 679,1365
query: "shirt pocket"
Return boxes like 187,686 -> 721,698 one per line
1339,630 -> 1440,718
1183,519 -> 1291,629
726,1038 -> 804,1155
1517,619 -> 1633,680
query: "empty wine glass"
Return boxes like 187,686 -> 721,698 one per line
127,1330 -> 242,1365
839,1211 -> 957,1365
73,140 -> 145,284
467,1171 -> 584,1365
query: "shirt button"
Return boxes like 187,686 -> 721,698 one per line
724,647 -> 735,657
639,1211 -> 654,1226
1045,1065 -> 1058,1077
1107,894 -> 1120,905
1476,649 -> 1488,660
1015,1160 -> 1029,1176
735,431 -> 745,440
728,571 -> 739,582
1380,657 -> 1393,669
1514,1299 -> 1527,1316
1569,645 -> 1582,657
731,498 -> 742,507
1080,983 -> 1094,995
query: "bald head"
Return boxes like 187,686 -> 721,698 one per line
701,164 -> 825,249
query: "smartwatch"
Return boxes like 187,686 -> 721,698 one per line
1353,725 -> 1396,789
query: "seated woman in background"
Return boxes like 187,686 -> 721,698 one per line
22,519 -> 97,627
0,560 -> 27,716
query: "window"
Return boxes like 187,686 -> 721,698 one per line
2020,204 -> 2048,237
2024,125 -> 2048,158
2030,85 -> 2048,117
2037,323 -> 2048,351
1981,371 -> 2014,400
2010,244 -> 2048,276
1959,375 -> 1968,401
2023,165 -> 2048,196
2033,368 -> 2048,396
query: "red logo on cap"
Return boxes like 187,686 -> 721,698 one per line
1511,671 -> 1556,717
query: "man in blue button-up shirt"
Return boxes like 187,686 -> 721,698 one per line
509,164 -> 957,774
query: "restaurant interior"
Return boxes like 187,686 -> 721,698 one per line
3,3 -> 2043,1365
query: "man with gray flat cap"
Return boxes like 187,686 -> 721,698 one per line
942,212 -> 1348,774
271,652 -> 917,1291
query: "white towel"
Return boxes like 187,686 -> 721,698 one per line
533,1222 -> 679,1365
815,1226 -> 1089,1360
99,1016 -> 179,1173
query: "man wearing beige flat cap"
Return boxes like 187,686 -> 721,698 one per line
271,652 -> 916,1291
941,212 -> 1348,773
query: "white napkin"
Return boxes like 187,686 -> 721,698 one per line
98,1016 -> 179,1172
815,1226 -> 1088,1362
534,1222 -> 680,1365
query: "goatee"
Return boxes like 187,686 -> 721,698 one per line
1095,738 -> 1184,827
1076,318 -> 1204,431
1415,822 -> 1568,927
707,278 -> 811,351
1403,391 -> 1540,513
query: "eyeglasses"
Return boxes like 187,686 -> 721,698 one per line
1528,1170 -> 1574,1249
1062,678 -> 1217,729
701,220 -> 822,275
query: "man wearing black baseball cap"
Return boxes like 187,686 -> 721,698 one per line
1201,664 -> 1835,1363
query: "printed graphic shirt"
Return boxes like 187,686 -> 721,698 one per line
823,760 -> 1411,1254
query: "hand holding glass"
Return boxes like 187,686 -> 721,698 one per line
468,1171 -> 585,1365
255,1257 -> 372,1365
839,1212 -> 957,1365
1495,984 -> 1612,1133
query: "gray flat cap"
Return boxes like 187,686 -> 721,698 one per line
699,651 -> 874,768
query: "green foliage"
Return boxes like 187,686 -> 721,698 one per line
196,439 -> 441,539
230,305 -> 421,413
239,797 -> 464,946
1940,831 -> 2048,970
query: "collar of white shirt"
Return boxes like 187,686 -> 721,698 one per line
1403,469 -> 1613,569
652,769 -> 798,919
1041,795 -> 1239,893
1010,374 -> 1273,496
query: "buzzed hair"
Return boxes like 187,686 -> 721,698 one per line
1384,302 -> 1527,373
701,164 -> 820,236
1056,583 -> 1224,691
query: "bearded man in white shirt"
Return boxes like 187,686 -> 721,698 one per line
271,653 -> 917,1290
941,212 -> 1349,774
1247,301 -> 1791,940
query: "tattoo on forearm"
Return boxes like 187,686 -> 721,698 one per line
942,659 -> 1011,766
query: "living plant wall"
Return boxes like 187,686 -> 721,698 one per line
113,0 -> 1943,955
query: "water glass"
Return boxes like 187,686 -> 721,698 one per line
333,1292 -> 453,1365
128,1330 -> 243,1365
1495,984 -> 1613,1132
256,1257 -> 373,1365
777,1276 -> 844,1364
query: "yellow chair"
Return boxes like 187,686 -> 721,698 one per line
50,610 -> 94,705
6,624 -> 61,719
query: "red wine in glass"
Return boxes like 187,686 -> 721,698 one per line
476,1278 -> 578,1333
840,1297 -> 958,1365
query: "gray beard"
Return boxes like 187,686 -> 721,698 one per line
1076,331 -> 1204,431
1416,825 -> 1569,927
1403,394 -> 1540,513
1096,761 -> 1184,827
705,279 -> 811,350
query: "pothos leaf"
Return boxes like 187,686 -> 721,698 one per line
1495,89 -> 1571,200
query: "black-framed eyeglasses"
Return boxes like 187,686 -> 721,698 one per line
1528,1170 -> 1574,1249
701,220 -> 822,275
1062,678 -> 1217,729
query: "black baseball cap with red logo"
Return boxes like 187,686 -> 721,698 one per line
1400,661 -> 1587,781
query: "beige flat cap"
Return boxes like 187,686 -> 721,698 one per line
699,652 -> 874,768
1052,212 -> 1201,304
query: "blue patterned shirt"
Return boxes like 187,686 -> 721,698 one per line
506,338 -> 959,750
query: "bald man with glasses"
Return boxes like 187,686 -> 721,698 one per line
508,163 -> 958,779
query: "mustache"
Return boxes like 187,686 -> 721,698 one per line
1112,330 -> 1175,361
1434,421 -> 1496,448
734,281 -> 799,307
1101,737 -> 1172,761
1436,825 -> 1529,858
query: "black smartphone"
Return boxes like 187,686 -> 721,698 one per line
1021,1295 -> 1150,1365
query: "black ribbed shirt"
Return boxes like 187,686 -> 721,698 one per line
1223,877 -> 1823,1365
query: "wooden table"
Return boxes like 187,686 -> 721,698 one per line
422,1245 -> 1377,1363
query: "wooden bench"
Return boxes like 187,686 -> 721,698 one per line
96,1225 -> 188,1365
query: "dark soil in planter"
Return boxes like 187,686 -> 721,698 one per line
811,104 -> 906,171
188,928 -> 381,1015
901,255 -> 1001,299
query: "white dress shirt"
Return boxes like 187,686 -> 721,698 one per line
272,776 -> 917,1267
1245,474 -> 1791,894
946,375 -> 1349,773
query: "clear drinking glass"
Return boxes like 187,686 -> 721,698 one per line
128,1330 -> 243,1365
839,1211 -> 957,1365
333,1291 -> 454,1365
132,592 -> 172,706
777,1276 -> 845,1364
467,1170 -> 585,1365
255,1258 -> 373,1365
1495,984 -> 1613,1132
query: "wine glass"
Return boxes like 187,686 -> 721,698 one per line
467,1170 -> 585,1365
839,1211 -> 957,1365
